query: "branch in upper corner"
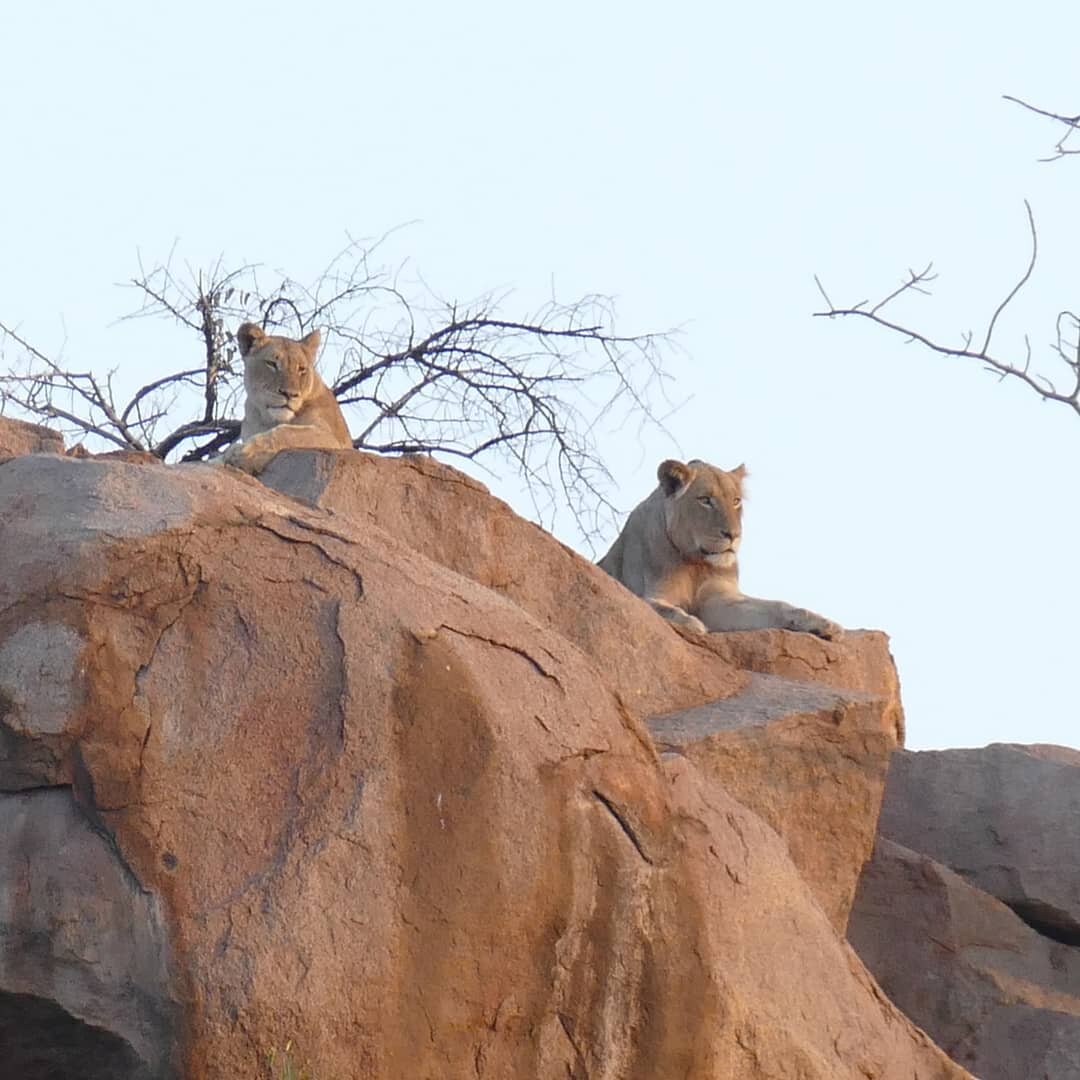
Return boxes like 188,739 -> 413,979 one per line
812,202 -> 1080,418
1003,95 -> 1080,162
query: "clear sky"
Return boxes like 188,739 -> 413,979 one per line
3,1 -> 1078,751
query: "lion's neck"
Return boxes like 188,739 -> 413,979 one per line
650,517 -> 741,603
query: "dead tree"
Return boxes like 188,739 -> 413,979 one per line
0,238 -> 679,542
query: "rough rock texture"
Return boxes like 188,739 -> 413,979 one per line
649,665 -> 900,932
703,628 -> 906,742
877,744 -> 1080,942
849,837 -> 1080,1080
0,415 -> 64,457
0,452 -> 972,1079
259,448 -> 743,715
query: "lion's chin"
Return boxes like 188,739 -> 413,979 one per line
266,405 -> 296,421
700,549 -> 736,568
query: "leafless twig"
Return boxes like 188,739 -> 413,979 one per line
813,202 -> 1080,417
1004,95 -> 1080,162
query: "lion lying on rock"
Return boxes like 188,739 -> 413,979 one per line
598,458 -> 842,639
222,323 -> 353,474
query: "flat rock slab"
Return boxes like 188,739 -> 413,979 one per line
702,627 -> 906,742
877,744 -> 1080,941
650,671 -> 874,735
649,669 -> 899,931
849,837 -> 1080,1080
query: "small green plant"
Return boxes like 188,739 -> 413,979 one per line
265,1039 -> 317,1080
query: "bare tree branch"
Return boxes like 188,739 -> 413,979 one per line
812,199 -> 1080,417
0,237 -> 679,543
1003,95 -> 1080,162
980,201 -> 1038,355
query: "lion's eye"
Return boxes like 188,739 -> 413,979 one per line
265,359 -> 278,372
697,496 -> 715,509
733,497 -> 742,508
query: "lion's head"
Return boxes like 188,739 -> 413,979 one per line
657,458 -> 746,567
237,323 -> 322,422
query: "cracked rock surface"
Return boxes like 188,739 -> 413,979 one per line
649,666 -> 901,932
0,436 -> 971,1079
259,448 -> 744,715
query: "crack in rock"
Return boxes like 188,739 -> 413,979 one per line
592,789 -> 654,866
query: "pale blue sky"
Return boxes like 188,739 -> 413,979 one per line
3,2 -> 1078,750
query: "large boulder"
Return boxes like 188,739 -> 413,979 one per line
877,745 -> 1080,941
267,451 -> 908,932
849,837 -> 1080,1079
649,664 -> 900,932
0,452 -> 971,1078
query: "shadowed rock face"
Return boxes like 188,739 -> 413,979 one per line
0,438 -> 973,1080
849,838 -> 1080,1080
1,992 -> 152,1080
0,788 -> 174,1078
876,744 -> 1080,942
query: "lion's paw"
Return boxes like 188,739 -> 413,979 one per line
679,613 -> 709,635
665,608 -> 708,635
788,609 -> 844,641
221,439 -> 275,475
649,599 -> 708,635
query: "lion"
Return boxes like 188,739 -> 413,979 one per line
597,458 -> 842,639
221,323 -> 353,474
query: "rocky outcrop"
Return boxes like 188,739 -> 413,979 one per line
649,662 -> 900,932
0,448 -> 973,1079
257,450 -> 908,933
0,415 -> 64,457
849,838 -> 1080,1080
876,744 -> 1080,942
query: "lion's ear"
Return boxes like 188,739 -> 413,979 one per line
299,329 -> 321,359
730,463 -> 747,484
236,323 -> 266,356
657,459 -> 692,495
